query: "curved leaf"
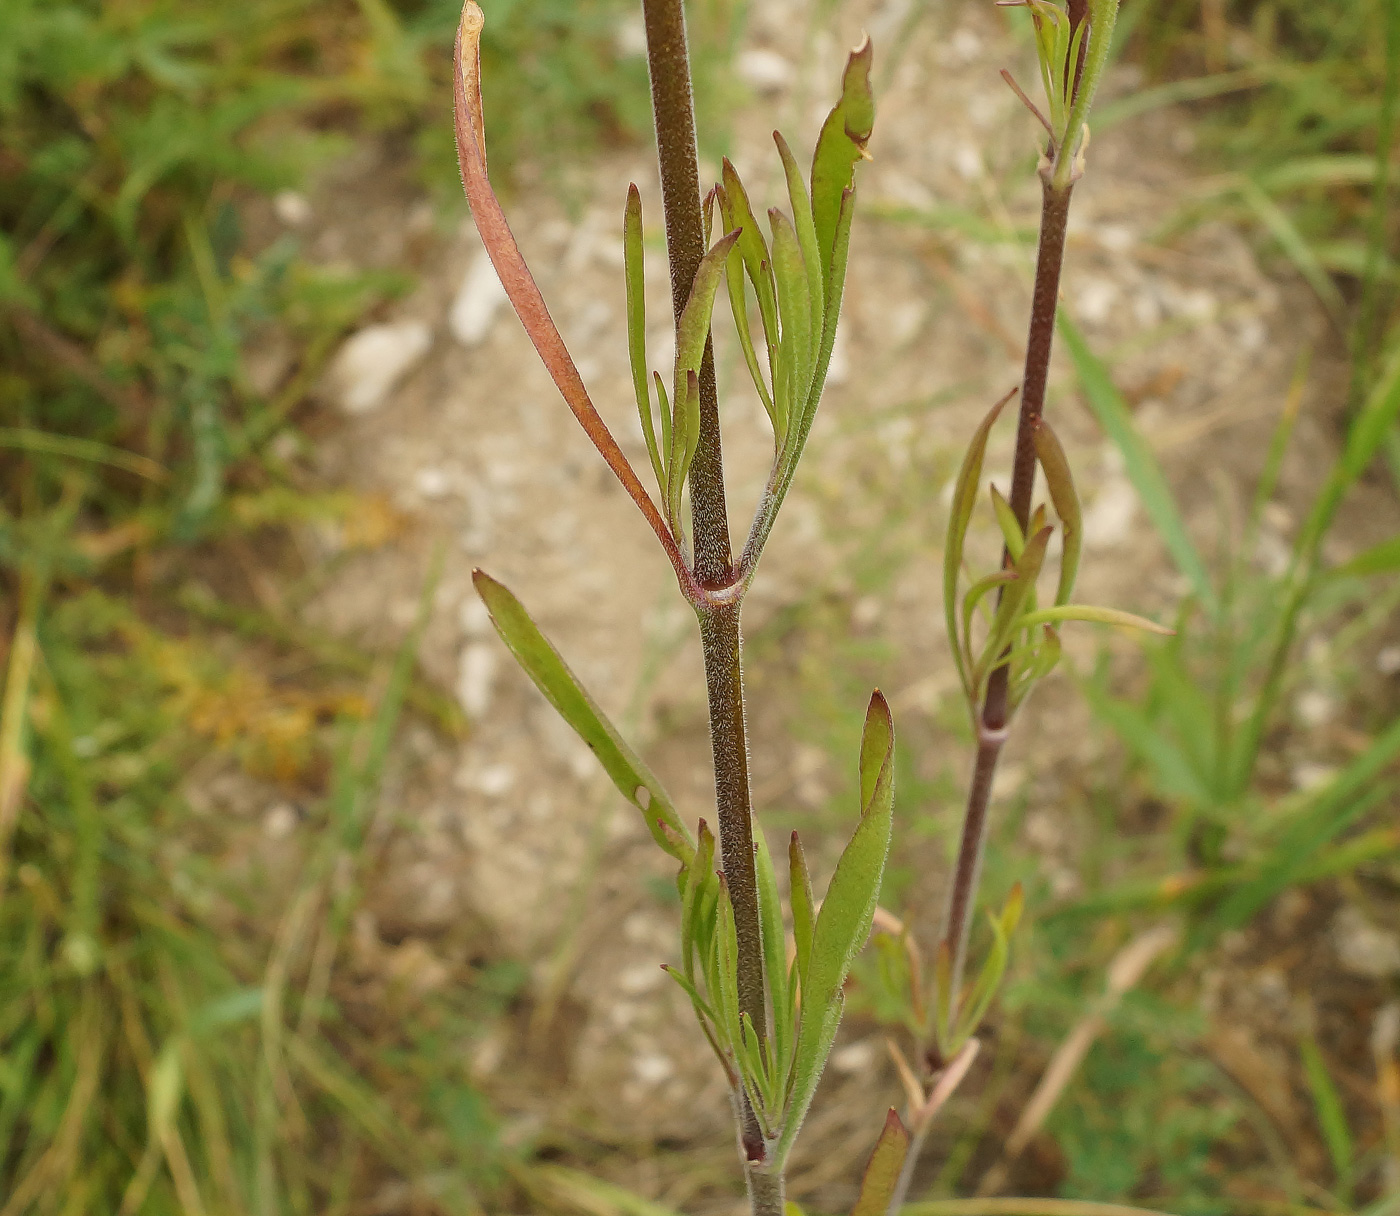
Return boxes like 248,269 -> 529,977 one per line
624,185 -> 664,496
850,1110 -> 910,1216
777,691 -> 896,1166
810,36 -> 874,290
1017,604 -> 1174,634
472,570 -> 692,862
1033,419 -> 1082,606
944,389 -> 1016,700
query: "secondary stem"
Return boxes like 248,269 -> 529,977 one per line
641,0 -> 769,1164
941,175 -> 1074,1000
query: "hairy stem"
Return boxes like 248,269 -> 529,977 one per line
746,1166 -> 785,1216
941,177 -> 1074,1001
640,0 -> 732,584
642,0 -> 769,1169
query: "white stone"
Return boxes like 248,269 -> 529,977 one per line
459,595 -> 493,638
264,803 -> 297,840
1290,761 -> 1336,792
328,321 -> 432,415
1334,906 -> 1400,978
736,48 -> 793,93
953,143 -> 983,181
457,641 -> 498,717
414,467 -> 451,499
1377,645 -> 1400,676
950,27 -> 983,62
632,1052 -> 675,1085
449,250 -> 509,347
830,1040 -> 877,1074
1083,476 -> 1138,550
1076,277 -> 1120,325
614,14 -> 647,56
273,190 -> 312,227
1294,688 -> 1336,729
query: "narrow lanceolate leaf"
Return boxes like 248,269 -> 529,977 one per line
472,570 -> 692,863
453,4 -> 693,594
1033,419 -> 1082,606
771,209 -> 814,434
980,526 -> 1053,681
960,570 -> 1017,677
778,691 -> 896,1167
980,528 -> 1052,694
675,230 -> 741,402
808,185 -> 856,419
850,1110 -> 910,1216
721,159 -> 780,353
945,389 -> 1016,698
810,36 -> 874,292
716,186 -> 776,428
789,831 -> 815,995
775,132 -> 825,348
624,185 -> 664,495
755,829 -> 791,1080
1017,604 -> 1175,634
671,232 -> 740,521
1333,533 -> 1400,579
990,485 -> 1025,560
668,369 -> 701,533
681,821 -> 717,982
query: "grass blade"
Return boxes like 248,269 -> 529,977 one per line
1059,314 -> 1218,617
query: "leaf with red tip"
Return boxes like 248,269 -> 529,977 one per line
452,3 -> 695,595
850,1110 -> 910,1216
811,37 -> 875,292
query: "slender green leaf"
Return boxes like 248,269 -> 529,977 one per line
1238,179 -> 1346,323
472,570 -> 692,862
961,570 -> 1017,678
1301,341 -> 1400,559
789,831 -> 815,995
945,390 -> 1015,700
1300,1036 -> 1354,1202
771,209 -> 814,428
1018,604 -> 1174,633
775,132 -> 825,349
755,829 -> 791,1080
718,186 -> 776,429
720,160 -> 780,353
1332,533 -> 1400,579
807,185 -> 856,419
1209,714 -> 1400,933
1059,314 -> 1219,617
1033,420 -> 1082,605
990,485 -> 1025,560
980,527 -> 1053,683
682,822 -> 717,982
810,37 -> 874,291
674,229 -> 741,408
668,369 -> 701,531
778,692 -> 895,1167
624,185 -> 664,494
850,1109 -> 910,1216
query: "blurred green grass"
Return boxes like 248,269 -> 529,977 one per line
0,0 -> 648,1209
